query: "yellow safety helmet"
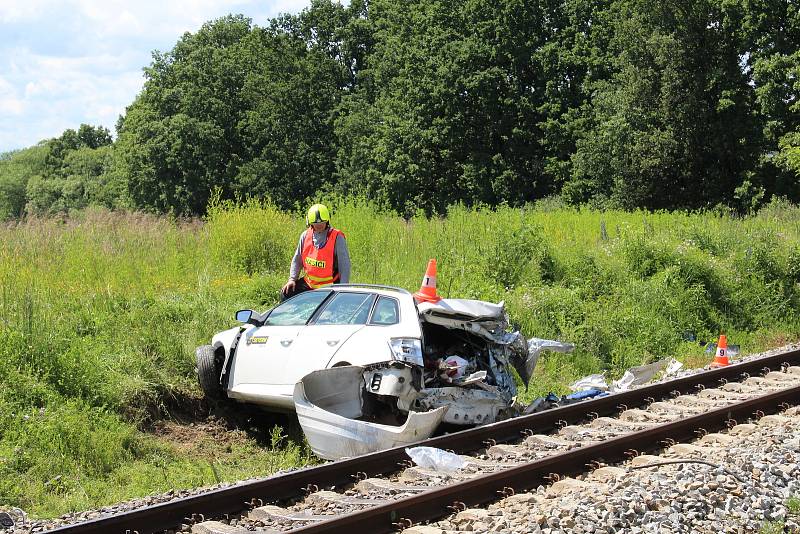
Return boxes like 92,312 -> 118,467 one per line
306,203 -> 331,225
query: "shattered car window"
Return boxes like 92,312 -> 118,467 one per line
369,296 -> 399,325
315,292 -> 376,325
265,290 -> 331,326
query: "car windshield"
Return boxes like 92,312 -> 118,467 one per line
265,290 -> 332,326
315,292 -> 376,325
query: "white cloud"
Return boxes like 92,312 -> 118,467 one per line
0,0 -> 315,152
0,77 -> 24,115
0,1 -> 48,23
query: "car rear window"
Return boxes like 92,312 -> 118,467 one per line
314,292 -> 376,325
369,296 -> 400,325
264,290 -> 332,326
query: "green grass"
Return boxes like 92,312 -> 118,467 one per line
1,198 -> 799,517
760,495 -> 800,533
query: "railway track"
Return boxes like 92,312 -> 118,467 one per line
48,347 -> 800,534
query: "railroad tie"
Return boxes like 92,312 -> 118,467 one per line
462,455 -> 513,468
757,414 -> 793,427
697,432 -> 737,446
454,508 -> 490,522
666,443 -> 717,457
587,466 -> 626,483
628,454 -> 663,467
697,388 -> 752,401
618,408 -> 669,422
486,443 -> 528,458
745,376 -> 800,388
546,477 -> 598,497
248,504 -> 331,523
588,416 -> 657,431
670,395 -> 728,408
523,434 -> 572,448
648,401 -> 704,414
558,424 -> 602,438
720,381 -> 778,393
399,466 -> 474,483
191,520 -> 268,534
403,526 -> 469,534
764,370 -> 800,381
355,477 -> 430,493
450,508 -> 500,533
304,490 -> 382,507
727,423 -> 758,436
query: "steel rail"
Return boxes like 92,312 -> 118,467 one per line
292,384 -> 800,533
49,348 -> 800,534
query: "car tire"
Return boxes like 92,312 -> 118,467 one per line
196,345 -> 223,400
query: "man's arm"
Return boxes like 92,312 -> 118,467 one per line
282,233 -> 305,295
288,233 -> 305,281
335,234 -> 351,284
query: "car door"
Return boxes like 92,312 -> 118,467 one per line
332,294 -> 422,367
284,291 -> 377,384
227,290 -> 332,408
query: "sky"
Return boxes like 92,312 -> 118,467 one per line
0,0 -> 313,153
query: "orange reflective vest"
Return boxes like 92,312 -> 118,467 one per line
302,227 -> 344,288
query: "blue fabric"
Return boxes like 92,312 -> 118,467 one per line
564,388 -> 605,400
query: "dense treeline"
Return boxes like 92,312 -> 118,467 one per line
1,0 -> 798,218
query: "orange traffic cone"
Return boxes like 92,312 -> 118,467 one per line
413,259 -> 442,303
710,334 -> 730,368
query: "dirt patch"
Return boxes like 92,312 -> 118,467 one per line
141,394 -> 306,455
150,415 -> 251,455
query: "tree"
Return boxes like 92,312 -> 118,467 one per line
336,0 -> 590,215
567,0 -> 760,209
116,15 -> 255,215
739,0 -> 800,198
234,1 -> 354,209
0,145 -> 48,219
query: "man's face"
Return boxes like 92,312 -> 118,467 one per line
311,221 -> 327,232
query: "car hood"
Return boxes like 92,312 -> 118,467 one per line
417,298 -> 537,386
416,298 -> 505,321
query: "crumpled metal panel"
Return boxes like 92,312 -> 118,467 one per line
414,386 -> 511,425
294,366 -> 448,460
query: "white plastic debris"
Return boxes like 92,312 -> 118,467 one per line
570,373 -> 609,391
611,370 -> 636,392
526,338 -> 575,382
610,358 -> 684,392
570,357 -> 685,393
664,358 -> 683,376
439,355 -> 469,380
405,446 -> 467,473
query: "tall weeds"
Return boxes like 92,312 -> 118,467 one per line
1,199 -> 798,516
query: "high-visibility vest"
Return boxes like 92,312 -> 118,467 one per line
302,227 -> 344,288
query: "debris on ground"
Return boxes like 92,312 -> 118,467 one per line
405,446 -> 467,473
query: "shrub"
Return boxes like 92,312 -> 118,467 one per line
205,194 -> 297,275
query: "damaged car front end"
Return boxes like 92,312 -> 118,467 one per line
295,295 -> 550,459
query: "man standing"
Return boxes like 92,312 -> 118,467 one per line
281,203 -> 351,300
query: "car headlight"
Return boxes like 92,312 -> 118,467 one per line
389,338 -> 423,366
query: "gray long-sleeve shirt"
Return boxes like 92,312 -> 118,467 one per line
288,228 -> 351,284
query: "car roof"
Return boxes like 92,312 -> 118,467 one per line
325,284 -> 412,298
326,285 -> 505,321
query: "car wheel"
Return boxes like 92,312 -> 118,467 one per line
196,345 -> 223,400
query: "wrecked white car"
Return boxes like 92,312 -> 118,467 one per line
196,285 -> 557,459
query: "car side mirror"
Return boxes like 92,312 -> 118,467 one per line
235,309 -> 254,323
